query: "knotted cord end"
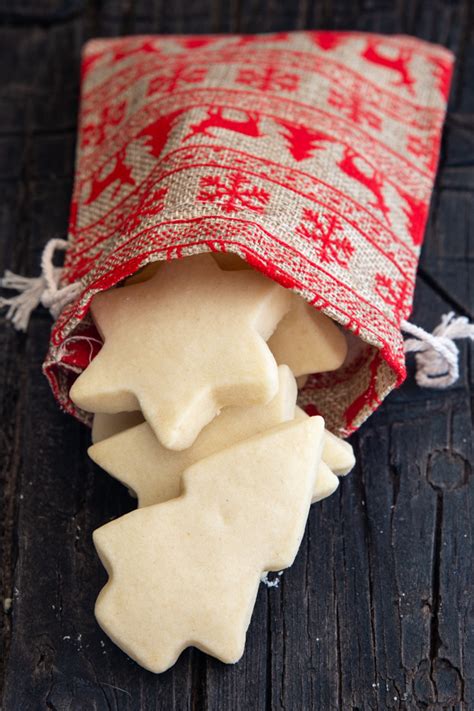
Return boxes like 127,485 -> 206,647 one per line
402,313 -> 474,388
0,239 -> 82,331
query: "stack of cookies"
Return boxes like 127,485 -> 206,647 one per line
70,253 -> 355,673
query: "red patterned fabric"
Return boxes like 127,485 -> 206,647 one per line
44,31 -> 454,436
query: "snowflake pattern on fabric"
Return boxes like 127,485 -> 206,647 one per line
374,274 -> 411,320
236,66 -> 300,92
296,209 -> 355,268
147,64 -> 207,95
197,173 -> 270,214
328,88 -> 382,130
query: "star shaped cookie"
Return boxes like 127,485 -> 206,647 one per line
93,416 -> 324,673
268,294 -> 348,377
204,255 -> 349,379
70,254 -> 292,450
296,405 -> 355,478
322,428 -> 356,476
123,254 -> 348,380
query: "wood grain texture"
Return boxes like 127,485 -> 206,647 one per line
0,1 -> 472,709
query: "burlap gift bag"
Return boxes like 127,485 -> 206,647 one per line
20,31 -> 456,435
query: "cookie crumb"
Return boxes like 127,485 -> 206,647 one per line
3,597 -> 12,613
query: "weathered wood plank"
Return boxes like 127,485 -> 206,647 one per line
0,1 -> 472,709
0,0 -> 85,22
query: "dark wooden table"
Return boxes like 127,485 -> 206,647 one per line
0,2 -> 472,709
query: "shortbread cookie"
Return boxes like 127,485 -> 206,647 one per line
93,417 -> 324,673
296,406 -> 355,477
312,460 -> 339,502
70,254 -> 292,450
322,428 -> 356,476
124,258 -> 347,383
268,295 -> 347,377
89,365 -> 297,506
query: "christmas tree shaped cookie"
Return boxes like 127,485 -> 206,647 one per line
312,460 -> 340,502
296,406 -> 355,478
268,294 -> 348,377
322,428 -> 356,476
70,254 -> 292,450
93,416 -> 324,673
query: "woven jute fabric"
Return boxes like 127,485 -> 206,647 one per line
43,31 -> 454,436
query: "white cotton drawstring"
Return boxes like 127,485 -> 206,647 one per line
0,238 -> 82,332
402,313 -> 474,388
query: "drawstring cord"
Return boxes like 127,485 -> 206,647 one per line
0,239 -> 82,331
401,313 -> 474,388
